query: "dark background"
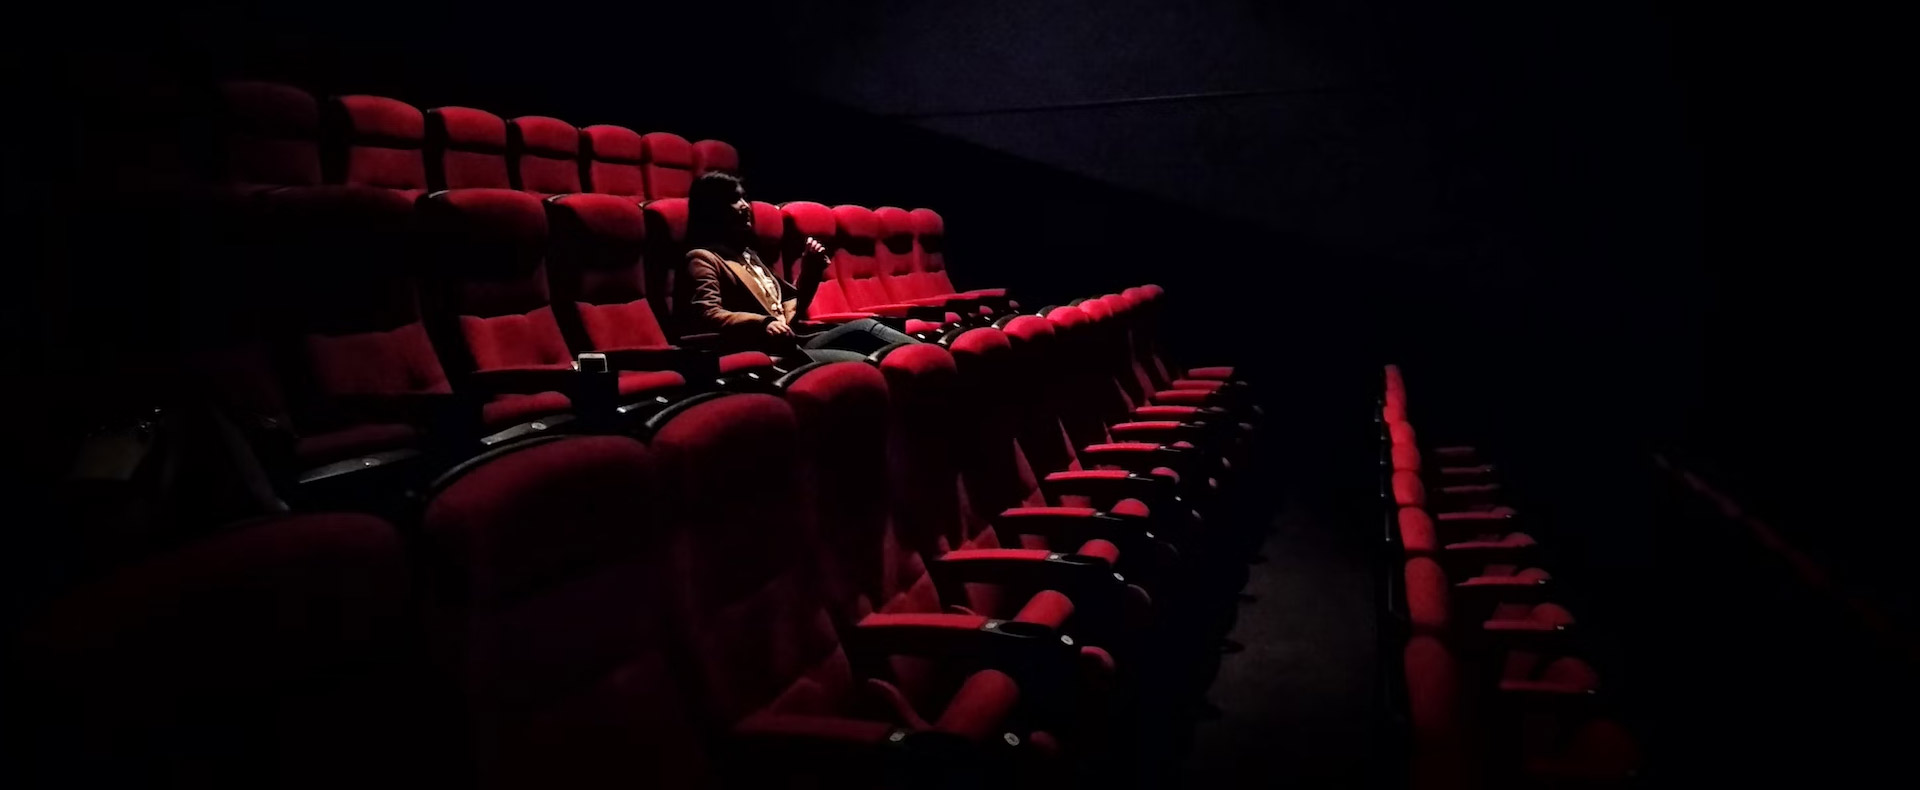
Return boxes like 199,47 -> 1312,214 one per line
6,0 -> 1910,783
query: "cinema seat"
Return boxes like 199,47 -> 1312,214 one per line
908,208 -> 1014,311
645,392 -> 1039,782
1123,285 -> 1241,385
1402,636 -> 1637,789
692,138 -> 739,177
417,189 -> 599,431
213,80 -> 322,188
424,106 -> 511,190
778,201 -> 875,324
326,95 -> 428,198
1403,556 -> 1567,643
581,124 -> 647,198
545,192 -> 774,382
507,116 -> 582,197
639,131 -> 695,199
259,186 -> 450,470
17,513 -> 430,789
418,435 -> 711,787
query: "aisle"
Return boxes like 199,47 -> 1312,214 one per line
1178,489 -> 1382,788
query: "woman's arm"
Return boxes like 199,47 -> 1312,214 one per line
789,237 -> 832,321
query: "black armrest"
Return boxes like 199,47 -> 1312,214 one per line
928,549 -> 1124,607
846,613 -> 1079,692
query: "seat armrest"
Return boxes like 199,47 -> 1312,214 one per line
929,549 -> 1127,611
1455,575 -> 1552,603
994,507 -> 1167,552
1078,442 -> 1210,486
595,346 -> 719,384
1040,470 -> 1186,517
848,613 -> 1078,686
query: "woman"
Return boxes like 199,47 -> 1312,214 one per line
681,172 -> 917,363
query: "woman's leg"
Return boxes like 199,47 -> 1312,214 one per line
800,318 -> 919,355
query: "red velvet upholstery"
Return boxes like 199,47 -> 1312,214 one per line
830,204 -> 896,309
418,189 -> 578,418
265,186 -> 451,451
640,131 -> 694,199
692,139 -> 739,177
424,106 -> 510,190
581,124 -> 646,198
909,207 -> 959,296
508,116 -> 582,196
782,201 -> 852,316
545,193 -> 670,350
328,95 -> 427,196
749,200 -> 789,278
420,436 -> 709,787
217,81 -> 321,187
649,393 -> 1024,776
19,513 -> 424,788
874,206 -> 927,301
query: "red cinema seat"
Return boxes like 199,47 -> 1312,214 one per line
17,513 -> 430,789
213,80 -> 322,188
580,124 -> 647,198
639,131 -> 694,199
644,392 -> 1035,782
783,358 -> 1129,743
749,200 -> 789,277
416,189 -> 587,429
1403,557 -> 1566,644
1402,636 -> 1637,790
545,192 -> 774,380
260,186 -> 449,469
1124,284 -> 1240,385
424,106 -> 511,190
508,116 -> 582,197
326,95 -> 428,199
780,201 -> 870,323
910,208 -> 1013,310
692,138 -> 739,177
418,435 -> 711,787
877,206 -> 961,331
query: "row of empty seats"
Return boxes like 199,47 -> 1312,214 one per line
1379,365 -> 1639,788
23,281 -> 1263,787
213,81 -> 736,199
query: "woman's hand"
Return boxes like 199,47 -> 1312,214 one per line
765,318 -> 795,338
800,237 -> 831,275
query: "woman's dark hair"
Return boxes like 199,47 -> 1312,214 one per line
685,171 -> 746,253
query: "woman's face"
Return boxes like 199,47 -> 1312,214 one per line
728,183 -> 752,234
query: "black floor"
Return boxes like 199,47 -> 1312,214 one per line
1180,491 -> 1382,788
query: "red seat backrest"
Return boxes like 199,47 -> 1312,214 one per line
580,124 -> 647,198
692,139 -> 739,177
910,208 -> 956,296
508,116 -> 582,196
328,95 -> 428,196
420,435 -> 709,787
418,189 -> 573,374
874,206 -> 928,300
646,394 -> 850,726
545,193 -> 671,351
639,132 -> 694,199
265,186 -> 453,426
425,106 -> 511,190
749,201 -> 787,279
781,202 -> 849,316
830,204 -> 895,309
216,81 -> 322,187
